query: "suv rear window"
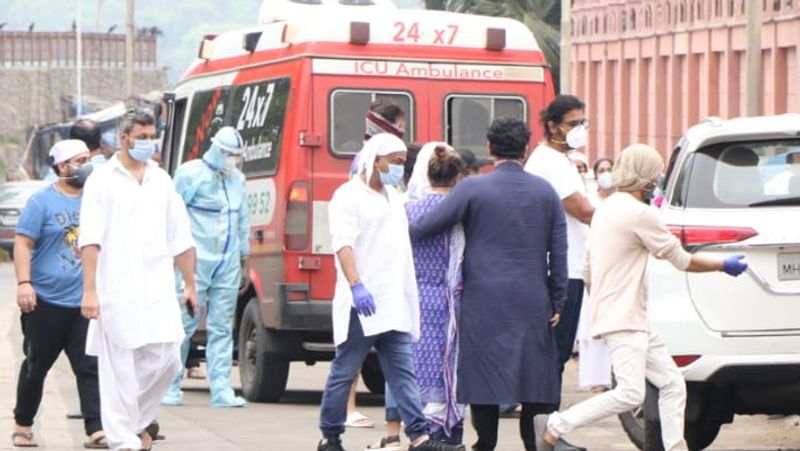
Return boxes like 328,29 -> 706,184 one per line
684,139 -> 800,208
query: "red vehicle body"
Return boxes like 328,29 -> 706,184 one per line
161,2 -> 555,402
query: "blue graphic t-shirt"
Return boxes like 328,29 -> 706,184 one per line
16,185 -> 83,308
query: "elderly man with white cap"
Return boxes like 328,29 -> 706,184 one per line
533,144 -> 749,451
318,133 -> 462,451
12,139 -> 105,448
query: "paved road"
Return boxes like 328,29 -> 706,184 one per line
0,262 -> 798,450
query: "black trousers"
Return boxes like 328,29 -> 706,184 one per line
470,403 -> 555,451
554,279 -> 585,373
14,300 -> 102,435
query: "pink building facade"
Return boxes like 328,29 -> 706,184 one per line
569,0 -> 800,161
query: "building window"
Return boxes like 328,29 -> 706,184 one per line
631,9 -> 637,29
646,6 -> 653,26
715,0 -> 722,16
680,2 -> 687,21
621,11 -> 628,31
728,0 -> 735,15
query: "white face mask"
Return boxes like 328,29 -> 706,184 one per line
566,124 -> 588,149
225,155 -> 242,172
597,172 -> 614,190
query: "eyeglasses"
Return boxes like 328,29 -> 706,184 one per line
561,119 -> 589,129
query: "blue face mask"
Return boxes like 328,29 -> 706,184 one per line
379,163 -> 404,187
129,140 -> 158,162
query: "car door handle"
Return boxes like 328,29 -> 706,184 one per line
746,267 -> 800,296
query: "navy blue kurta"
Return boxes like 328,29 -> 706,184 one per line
409,162 -> 568,405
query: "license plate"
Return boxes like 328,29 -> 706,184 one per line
778,252 -> 800,281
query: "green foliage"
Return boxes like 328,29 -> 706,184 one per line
444,0 -> 562,91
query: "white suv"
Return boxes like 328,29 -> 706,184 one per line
618,114 -> 800,450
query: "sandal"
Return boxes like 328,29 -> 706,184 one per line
84,433 -> 109,449
11,431 -> 38,448
345,411 -> 374,428
138,421 -> 159,451
366,435 -> 402,451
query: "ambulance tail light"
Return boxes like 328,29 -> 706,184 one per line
285,182 -> 310,251
667,225 -> 758,247
486,28 -> 506,50
350,22 -> 370,45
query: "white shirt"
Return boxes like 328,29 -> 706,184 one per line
525,143 -> 590,279
79,155 -> 195,351
328,178 -> 420,346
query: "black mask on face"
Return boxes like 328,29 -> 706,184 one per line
63,163 -> 94,188
643,182 -> 657,204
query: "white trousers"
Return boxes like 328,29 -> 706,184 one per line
576,291 -> 612,389
549,330 -> 688,451
97,335 -> 181,450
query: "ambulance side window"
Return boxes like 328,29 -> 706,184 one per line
445,95 -> 526,158
330,90 -> 414,156
229,77 -> 291,177
182,86 -> 232,164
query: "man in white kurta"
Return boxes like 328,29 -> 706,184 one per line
79,108 -> 197,451
318,134 -> 458,451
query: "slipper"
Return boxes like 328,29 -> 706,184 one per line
83,434 -> 109,449
345,411 -> 375,428
11,431 -> 38,448
366,435 -> 403,451
138,421 -> 159,451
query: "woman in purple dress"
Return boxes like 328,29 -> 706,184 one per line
406,143 -> 467,445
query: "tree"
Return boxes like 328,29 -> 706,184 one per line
425,0 -> 446,9
444,0 -> 562,92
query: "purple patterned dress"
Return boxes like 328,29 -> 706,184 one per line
406,193 -> 464,443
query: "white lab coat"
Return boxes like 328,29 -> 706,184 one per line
328,178 -> 420,346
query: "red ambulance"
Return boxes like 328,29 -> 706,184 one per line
161,0 -> 555,402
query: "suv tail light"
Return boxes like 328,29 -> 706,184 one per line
285,181 -> 309,251
672,355 -> 701,367
668,226 -> 758,246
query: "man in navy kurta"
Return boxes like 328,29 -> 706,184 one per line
409,118 -> 568,451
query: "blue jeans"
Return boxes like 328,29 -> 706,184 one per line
554,279 -> 585,374
320,310 -> 429,440
385,384 -> 400,422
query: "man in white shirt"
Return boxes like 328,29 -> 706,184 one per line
319,133 -> 460,451
79,108 -> 197,451
525,95 -> 595,393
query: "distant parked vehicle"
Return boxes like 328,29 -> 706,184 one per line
619,114 -> 800,450
0,181 -> 49,259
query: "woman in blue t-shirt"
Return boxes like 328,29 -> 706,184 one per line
11,140 -> 107,449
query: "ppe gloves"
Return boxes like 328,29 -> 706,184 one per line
351,283 -> 376,317
722,254 -> 748,276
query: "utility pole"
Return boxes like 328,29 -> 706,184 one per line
125,0 -> 134,99
77,0 -> 83,117
745,0 -> 762,116
560,0 -> 572,94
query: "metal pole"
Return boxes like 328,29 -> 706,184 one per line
125,0 -> 134,98
560,0 -> 572,94
77,0 -> 83,117
745,0 -> 762,116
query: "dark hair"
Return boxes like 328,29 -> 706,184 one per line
69,119 -> 101,151
404,142 -> 422,183
119,107 -> 156,134
486,117 -> 531,159
593,157 -> 614,175
428,146 -> 466,188
369,99 -> 405,124
540,95 -> 586,140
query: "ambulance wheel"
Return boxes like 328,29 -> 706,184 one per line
239,299 -> 289,403
360,353 -> 385,394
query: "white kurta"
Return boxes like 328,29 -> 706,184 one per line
328,178 -> 420,347
79,155 -> 195,353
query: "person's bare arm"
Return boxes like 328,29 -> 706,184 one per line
174,247 -> 198,314
81,245 -> 100,319
336,246 -> 360,287
686,254 -> 725,273
14,235 -> 37,313
562,192 -> 595,225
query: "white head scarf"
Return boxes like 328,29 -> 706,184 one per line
613,144 -> 664,192
360,133 -> 407,182
407,141 -> 452,201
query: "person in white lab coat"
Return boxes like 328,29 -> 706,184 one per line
318,133 -> 463,451
79,108 -> 198,451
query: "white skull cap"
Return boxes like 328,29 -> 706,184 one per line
49,139 -> 89,165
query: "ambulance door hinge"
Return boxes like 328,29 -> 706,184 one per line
299,131 -> 323,148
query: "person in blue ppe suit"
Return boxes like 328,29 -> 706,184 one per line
162,126 -> 250,408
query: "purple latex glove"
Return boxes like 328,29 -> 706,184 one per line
722,254 -> 748,276
350,283 -> 376,317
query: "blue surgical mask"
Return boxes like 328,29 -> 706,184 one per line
379,163 -> 404,187
129,140 -> 158,162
